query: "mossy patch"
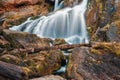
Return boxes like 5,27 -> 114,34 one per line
91,42 -> 120,56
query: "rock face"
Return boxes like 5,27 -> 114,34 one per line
86,0 -> 120,42
0,0 -> 52,28
67,42 -> 120,80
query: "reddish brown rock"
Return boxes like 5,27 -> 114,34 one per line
0,0 -> 39,7
0,0 -> 51,28
15,0 -> 39,5
2,29 -> 50,48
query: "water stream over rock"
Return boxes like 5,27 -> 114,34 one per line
10,0 -> 89,44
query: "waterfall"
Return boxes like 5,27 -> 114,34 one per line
73,0 -> 78,6
10,0 -> 89,44
54,0 -> 64,11
54,0 -> 59,11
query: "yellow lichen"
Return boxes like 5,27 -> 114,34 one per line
91,42 -> 120,57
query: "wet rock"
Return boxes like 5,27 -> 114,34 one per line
30,75 -> 66,80
2,29 -> 50,48
23,50 -> 65,78
67,42 -> 120,80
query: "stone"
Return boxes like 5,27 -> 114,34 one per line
2,29 -> 50,48
23,49 -> 65,77
30,75 -> 66,80
15,0 -> 39,5
53,39 -> 66,46
67,42 -> 120,80
0,54 -> 20,65
106,22 -> 120,42
86,0 -> 116,41
0,0 -> 52,28
1,5 -> 49,28
0,36 -> 10,48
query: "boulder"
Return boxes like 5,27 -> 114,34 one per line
23,49 -> 65,77
67,42 -> 120,80
2,29 -> 50,48
30,75 -> 66,80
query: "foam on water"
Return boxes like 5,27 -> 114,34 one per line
10,0 -> 89,44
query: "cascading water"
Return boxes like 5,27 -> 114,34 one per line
54,0 -> 59,11
10,0 -> 89,44
54,0 -> 64,11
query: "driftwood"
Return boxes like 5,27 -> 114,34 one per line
19,43 -> 90,53
0,61 -> 27,80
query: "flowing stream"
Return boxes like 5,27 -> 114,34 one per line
10,0 -> 89,44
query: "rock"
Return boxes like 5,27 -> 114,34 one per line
0,54 -> 20,65
0,36 -> 10,48
0,0 -> 52,28
67,42 -> 120,80
106,22 -> 120,42
86,0 -> 116,41
94,20 -> 120,42
2,29 -> 50,48
64,0 -> 82,7
1,0 -> 39,7
23,49 -> 65,77
53,39 -> 66,46
91,42 -> 120,56
30,75 -> 66,80
15,0 -> 39,5
0,76 -> 9,80
1,5 -> 49,28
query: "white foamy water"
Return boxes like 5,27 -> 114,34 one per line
10,0 -> 89,44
